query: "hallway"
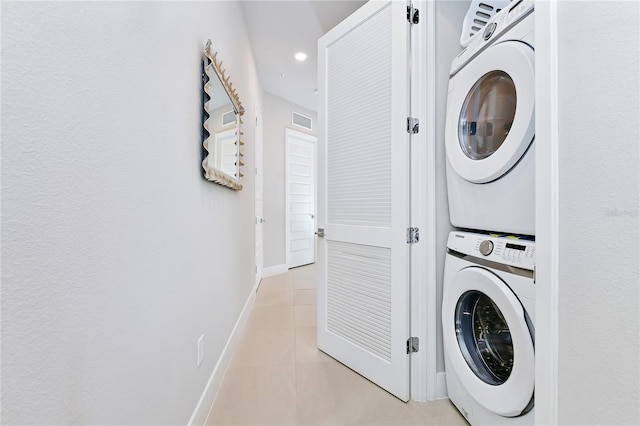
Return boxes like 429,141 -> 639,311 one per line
205,264 -> 467,425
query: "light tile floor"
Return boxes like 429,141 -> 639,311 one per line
206,264 -> 468,426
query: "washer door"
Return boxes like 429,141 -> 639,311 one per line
446,41 -> 534,183
442,266 -> 534,417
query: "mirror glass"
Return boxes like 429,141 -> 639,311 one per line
202,40 -> 244,190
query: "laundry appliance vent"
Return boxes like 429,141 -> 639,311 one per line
460,1 -> 511,47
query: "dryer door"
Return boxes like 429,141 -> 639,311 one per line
442,266 -> 534,417
445,41 -> 534,183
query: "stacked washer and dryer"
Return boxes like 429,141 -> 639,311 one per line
442,1 -> 537,425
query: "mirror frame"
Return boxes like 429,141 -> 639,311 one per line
201,39 -> 245,190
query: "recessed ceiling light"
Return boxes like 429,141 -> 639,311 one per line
294,52 -> 308,62
278,73 -> 285,78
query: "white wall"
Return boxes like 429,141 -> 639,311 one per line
1,2 -> 261,424
555,1 -> 639,424
262,92 -> 317,269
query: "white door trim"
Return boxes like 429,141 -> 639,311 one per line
254,101 -> 264,287
534,2 -> 559,424
285,128 -> 317,269
410,0 -> 438,402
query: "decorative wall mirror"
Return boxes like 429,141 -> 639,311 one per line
201,39 -> 245,190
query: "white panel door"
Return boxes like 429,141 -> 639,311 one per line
255,102 -> 264,287
286,129 -> 317,268
215,129 -> 238,177
317,0 -> 411,401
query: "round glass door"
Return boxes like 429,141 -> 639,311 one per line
442,266 -> 535,416
455,290 -> 513,385
445,42 -> 534,183
459,71 -> 517,161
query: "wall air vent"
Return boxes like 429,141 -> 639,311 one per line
292,111 -> 313,131
222,110 -> 237,127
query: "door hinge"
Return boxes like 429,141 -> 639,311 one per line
315,228 -> 325,238
407,227 -> 419,244
255,265 -> 257,274
407,5 -> 419,24
407,337 -> 419,354
407,117 -> 419,134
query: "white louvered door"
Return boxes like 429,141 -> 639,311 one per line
317,0 -> 411,401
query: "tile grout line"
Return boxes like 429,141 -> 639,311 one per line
293,271 -> 301,425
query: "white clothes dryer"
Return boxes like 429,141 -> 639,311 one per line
442,231 -> 535,425
445,0 -> 535,236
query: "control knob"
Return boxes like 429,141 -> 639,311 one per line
483,22 -> 497,41
479,240 -> 494,256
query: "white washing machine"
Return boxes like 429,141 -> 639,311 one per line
445,0 -> 535,236
442,231 -> 535,425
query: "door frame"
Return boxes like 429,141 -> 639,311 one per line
534,1 -> 560,423
284,127 -> 317,269
255,101 -> 264,287
411,0 -> 436,402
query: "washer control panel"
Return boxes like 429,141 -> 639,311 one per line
447,231 -> 535,271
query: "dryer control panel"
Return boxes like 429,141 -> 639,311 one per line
447,231 -> 535,271
489,0 -> 535,37
450,0 -> 534,76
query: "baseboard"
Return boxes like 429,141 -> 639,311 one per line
188,282 -> 258,425
435,371 -> 448,399
262,264 -> 288,278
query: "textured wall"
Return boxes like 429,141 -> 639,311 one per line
1,2 -> 261,423
262,92 -> 317,268
556,2 -> 640,424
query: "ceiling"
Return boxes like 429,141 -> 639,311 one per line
241,1 -> 367,112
